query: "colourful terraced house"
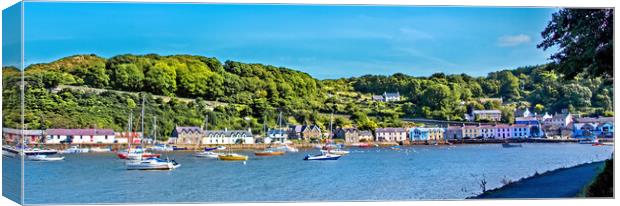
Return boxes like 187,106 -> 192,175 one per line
409,127 -> 445,141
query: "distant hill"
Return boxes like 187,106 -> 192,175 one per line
2,54 -> 613,135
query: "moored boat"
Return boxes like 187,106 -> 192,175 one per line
275,145 -> 299,152
3,145 -> 59,156
126,157 -> 180,170
320,149 -> 350,155
27,155 -> 65,161
254,150 -> 285,156
502,143 -> 523,148
117,150 -> 161,160
195,151 -> 222,158
218,153 -> 249,161
90,147 -> 112,153
148,144 -> 174,152
303,153 -> 341,161
60,146 -> 90,154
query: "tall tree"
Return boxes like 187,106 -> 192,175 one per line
538,9 -> 613,79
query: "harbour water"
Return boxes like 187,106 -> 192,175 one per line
7,143 -> 613,204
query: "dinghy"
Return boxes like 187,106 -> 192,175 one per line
126,157 -> 180,170
27,155 -> 65,161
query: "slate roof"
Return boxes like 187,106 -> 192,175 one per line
205,130 -> 252,137
473,110 -> 501,114
2,128 -> 44,136
46,128 -> 115,136
375,128 -> 407,133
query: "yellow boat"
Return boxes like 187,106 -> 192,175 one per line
254,150 -> 285,156
218,153 -> 249,161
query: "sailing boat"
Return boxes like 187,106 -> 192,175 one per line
148,117 -> 173,152
218,116 -> 249,161
195,114 -> 225,158
320,113 -> 349,155
304,113 -> 343,161
118,95 -> 161,160
255,112 -> 289,156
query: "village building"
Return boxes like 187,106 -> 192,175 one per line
444,126 -> 463,140
288,125 -> 322,140
479,125 -> 496,138
45,129 -> 116,144
171,126 -> 203,144
265,129 -> 288,144
472,110 -> 502,122
115,132 -> 143,144
511,124 -> 530,138
494,124 -> 512,139
372,92 -> 401,102
358,130 -> 374,142
462,126 -> 481,138
202,129 -> 254,144
409,127 -> 445,141
375,128 -> 407,142
2,128 -> 45,144
545,112 -> 574,127
334,128 -> 362,143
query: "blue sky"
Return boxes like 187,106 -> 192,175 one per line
22,2 -> 558,79
2,2 -> 21,68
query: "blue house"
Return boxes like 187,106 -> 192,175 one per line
573,121 -> 614,139
409,127 -> 445,141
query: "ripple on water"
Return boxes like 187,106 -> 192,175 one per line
22,143 -> 613,204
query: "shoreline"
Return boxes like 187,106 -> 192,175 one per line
18,138 -> 610,151
469,160 -> 609,199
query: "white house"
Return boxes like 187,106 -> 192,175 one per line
266,129 -> 288,144
202,129 -> 254,144
45,129 -> 116,144
375,128 -> 407,142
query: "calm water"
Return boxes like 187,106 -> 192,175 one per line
9,143 -> 614,204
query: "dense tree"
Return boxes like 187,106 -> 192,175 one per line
538,9 -> 613,79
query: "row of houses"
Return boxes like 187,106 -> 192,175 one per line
373,124 -> 533,142
170,127 -> 255,145
2,128 -> 143,144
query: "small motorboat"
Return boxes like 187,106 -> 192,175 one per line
27,155 -> 65,161
320,149 -> 350,155
254,149 -> 285,156
195,151 -> 222,158
358,143 -> 371,148
172,146 -> 188,151
218,153 -> 249,161
303,153 -> 341,161
276,145 -> 299,152
502,143 -> 523,148
216,146 -> 227,150
148,144 -> 174,152
203,147 -> 218,151
117,150 -> 161,160
90,147 -> 112,153
59,146 -> 90,154
592,142 -> 604,146
126,157 -> 180,170
579,138 -> 599,144
390,145 -> 401,150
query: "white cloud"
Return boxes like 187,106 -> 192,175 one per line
497,34 -> 531,47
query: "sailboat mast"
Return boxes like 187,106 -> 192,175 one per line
141,94 -> 145,140
153,116 -> 157,145
278,112 -> 282,129
329,113 -> 333,140
128,112 -> 133,149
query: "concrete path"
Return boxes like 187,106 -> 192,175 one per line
474,161 -> 605,199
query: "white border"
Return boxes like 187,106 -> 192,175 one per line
1,1 -> 618,206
